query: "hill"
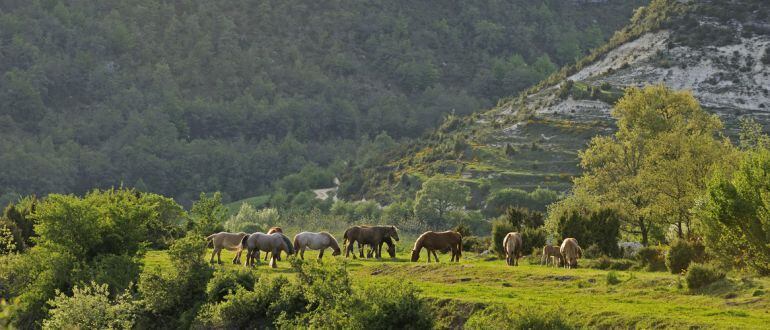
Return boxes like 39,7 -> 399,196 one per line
0,0 -> 647,205
344,0 -> 770,205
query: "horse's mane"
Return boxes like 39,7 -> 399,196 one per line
280,234 -> 294,255
323,232 -> 341,250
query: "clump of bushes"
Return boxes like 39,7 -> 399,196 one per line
587,256 -> 635,271
463,236 -> 491,253
465,305 -> 575,330
583,244 -> 603,259
666,239 -> 705,274
685,263 -> 726,291
637,246 -> 667,272
205,269 -> 259,303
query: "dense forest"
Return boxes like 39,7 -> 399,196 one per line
0,0 -> 646,205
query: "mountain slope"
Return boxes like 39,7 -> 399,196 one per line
347,0 -> 770,206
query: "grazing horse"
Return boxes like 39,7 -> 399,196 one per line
243,232 -> 294,268
206,232 -> 248,264
541,245 -> 563,267
410,231 -> 462,263
503,232 -> 523,266
560,238 -> 582,269
343,225 -> 399,259
366,236 -> 397,259
263,227 -> 283,261
293,232 -> 342,260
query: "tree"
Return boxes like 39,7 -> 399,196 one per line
189,192 -> 227,235
414,178 -> 470,229
697,147 -> 770,275
43,282 -> 137,330
569,85 -> 726,245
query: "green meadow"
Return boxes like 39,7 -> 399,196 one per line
143,246 -> 770,329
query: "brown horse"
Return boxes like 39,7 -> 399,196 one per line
206,232 -> 248,264
366,236 -> 397,259
410,231 -> 462,262
243,232 -> 294,268
541,244 -> 563,267
503,232 -> 523,266
263,227 -> 283,261
560,238 -> 582,269
343,225 -> 399,259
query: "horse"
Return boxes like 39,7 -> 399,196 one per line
293,232 -> 342,260
205,232 -> 248,264
560,238 -> 582,269
410,231 -> 462,263
243,232 -> 294,268
541,244 -> 563,267
263,227 -> 283,261
343,225 -> 399,259
366,236 -> 397,259
503,232 -> 523,266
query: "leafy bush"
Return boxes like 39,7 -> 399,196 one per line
606,271 -> 621,285
206,269 -> 259,303
520,227 -> 547,256
666,239 -> 695,274
685,263 -> 726,291
584,244 -> 603,259
42,282 -> 137,330
463,236 -> 491,253
637,246 -> 667,272
350,280 -> 433,330
465,305 -> 575,330
224,203 -> 273,233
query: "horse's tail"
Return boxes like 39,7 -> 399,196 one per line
241,234 -> 250,247
342,228 -> 350,248
281,234 -> 294,255
205,233 -> 216,248
457,235 -> 463,258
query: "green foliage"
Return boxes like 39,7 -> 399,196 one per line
42,282 -> 136,330
697,147 -> 770,275
666,240 -> 696,274
637,246 -> 667,272
189,192 -> 227,236
520,227 -> 547,256
0,0 -> 642,203
685,263 -> 726,291
484,188 -> 559,217
606,271 -> 622,285
462,236 -> 491,253
1,196 -> 37,251
414,178 -> 470,229
205,269 -> 259,303
490,219 -> 516,256
224,203 -> 273,233
553,207 -> 622,257
465,305 -> 575,330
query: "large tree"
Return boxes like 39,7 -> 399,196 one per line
562,85 -> 727,245
413,178 -> 470,229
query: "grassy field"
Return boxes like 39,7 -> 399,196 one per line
143,245 -> 770,329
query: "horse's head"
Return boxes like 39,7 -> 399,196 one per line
389,226 -> 400,241
410,249 -> 419,262
387,243 -> 396,258
332,245 -> 342,256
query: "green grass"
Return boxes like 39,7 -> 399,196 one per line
143,247 -> 770,329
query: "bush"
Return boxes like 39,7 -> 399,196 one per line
554,207 -> 621,257
43,282 -> 137,330
206,269 -> 259,303
685,264 -> 726,290
465,305 -> 575,330
606,271 -> 621,285
463,236 -> 491,253
520,227 -> 547,256
490,220 -> 516,256
584,244 -> 603,259
637,246 -> 667,272
666,240 -> 695,274
350,281 -> 433,330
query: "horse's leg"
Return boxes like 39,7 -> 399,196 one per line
217,248 -> 223,264
346,241 -> 353,258
375,241 -> 382,259
210,247 -> 217,263
432,250 -> 439,262
300,246 -> 305,260
358,242 -> 364,258
318,249 -> 324,260
270,248 -> 279,268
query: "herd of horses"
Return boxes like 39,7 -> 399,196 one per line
205,226 -> 583,269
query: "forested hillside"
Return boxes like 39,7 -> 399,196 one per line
0,0 -> 646,205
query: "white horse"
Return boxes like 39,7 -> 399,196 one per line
293,232 -> 342,260
206,232 -> 248,264
560,238 -> 582,269
503,232 -> 523,266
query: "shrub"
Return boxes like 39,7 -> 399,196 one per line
465,305 -> 575,330
463,236 -> 491,253
606,271 -> 621,285
350,280 -> 433,330
553,207 -> 621,257
637,246 -> 667,272
584,244 -> 603,259
206,269 -> 259,303
685,264 -> 726,290
586,256 -> 636,271
520,227 -> 547,256
43,282 -> 137,330
666,240 -> 695,274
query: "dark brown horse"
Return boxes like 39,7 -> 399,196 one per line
366,236 -> 397,259
343,225 -> 399,259
263,227 -> 283,261
410,231 -> 462,262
